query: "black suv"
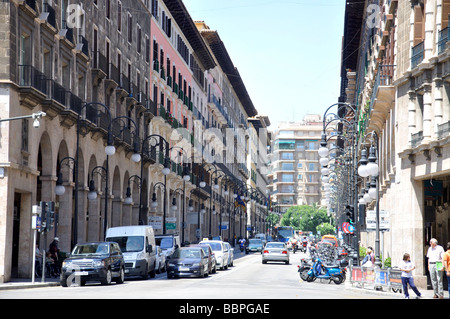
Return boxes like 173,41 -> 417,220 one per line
60,242 -> 125,287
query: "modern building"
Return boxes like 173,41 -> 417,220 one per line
267,115 -> 335,214
0,0 -> 269,283
339,0 -> 450,289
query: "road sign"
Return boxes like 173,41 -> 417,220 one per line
366,210 -> 390,231
165,223 -> 176,230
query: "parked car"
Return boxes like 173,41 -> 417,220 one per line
166,247 -> 209,278
247,238 -> 264,253
155,234 -> 181,258
60,242 -> 125,287
155,246 -> 166,274
199,240 -> 229,270
193,244 -> 217,274
262,242 -> 290,265
224,242 -> 234,267
105,226 -> 156,279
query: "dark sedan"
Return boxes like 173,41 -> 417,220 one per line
166,247 -> 209,278
60,242 -> 125,287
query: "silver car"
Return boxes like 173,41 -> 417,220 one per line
262,242 -> 289,265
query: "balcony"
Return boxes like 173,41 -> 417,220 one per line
75,35 -> 90,62
367,64 -> 395,133
438,27 -> 449,55
411,131 -> 423,148
411,41 -> 424,69
91,51 -> 108,86
437,121 -> 450,140
18,65 -> 49,109
207,94 -> 228,126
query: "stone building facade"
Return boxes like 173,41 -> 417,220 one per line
0,0 -> 269,283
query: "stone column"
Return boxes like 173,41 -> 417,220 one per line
434,79 -> 443,137
424,0 -> 435,61
408,91 -> 417,146
422,84 -> 433,142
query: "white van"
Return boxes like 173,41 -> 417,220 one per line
199,240 -> 229,270
155,234 -> 181,257
106,226 -> 156,279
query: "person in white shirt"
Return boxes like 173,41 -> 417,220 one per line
426,238 -> 445,299
399,253 -> 421,299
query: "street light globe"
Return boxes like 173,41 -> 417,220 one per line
105,145 -> 116,156
368,187 -> 377,199
55,185 -> 65,196
358,164 -> 369,177
131,153 -> 141,163
124,197 -> 133,205
88,191 -> 98,201
162,166 -> 171,175
321,167 -> 330,176
322,175 -> 329,183
318,146 -> 329,158
151,201 -> 158,208
199,181 -> 206,188
366,162 -> 379,177
319,157 -> 329,167
183,174 -> 191,182
363,192 -> 371,203
359,197 -> 366,205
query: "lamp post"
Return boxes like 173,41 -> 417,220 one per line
87,165 -> 110,238
199,164 -> 225,238
138,134 -> 170,225
358,131 -> 381,267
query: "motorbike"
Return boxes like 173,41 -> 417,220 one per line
297,257 -> 314,281
304,257 -> 347,285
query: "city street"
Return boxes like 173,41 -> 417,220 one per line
0,251 -> 393,300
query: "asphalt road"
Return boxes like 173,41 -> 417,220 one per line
0,250 -> 391,300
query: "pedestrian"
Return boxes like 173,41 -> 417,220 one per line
399,253 -> 422,299
426,238 -> 445,299
362,248 -> 373,268
443,242 -> 450,299
368,246 -> 375,264
49,237 -> 60,276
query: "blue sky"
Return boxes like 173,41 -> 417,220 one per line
183,0 -> 346,129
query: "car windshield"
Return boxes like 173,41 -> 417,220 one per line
265,243 -> 284,249
71,243 -> 109,256
197,246 -> 209,255
156,237 -> 173,249
249,239 -> 262,245
173,249 -> 202,259
106,236 -> 144,252
202,242 -> 221,251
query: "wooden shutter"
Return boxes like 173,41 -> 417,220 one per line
413,4 -> 425,46
443,0 -> 450,28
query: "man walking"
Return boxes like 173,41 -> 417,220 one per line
427,238 -> 444,299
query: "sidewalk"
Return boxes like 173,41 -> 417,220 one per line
0,276 -> 60,291
344,278 -> 448,299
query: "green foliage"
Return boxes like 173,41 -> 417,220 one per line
316,223 -> 335,236
279,204 -> 333,235
267,212 -> 280,227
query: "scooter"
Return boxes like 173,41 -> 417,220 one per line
305,257 -> 346,285
297,257 -> 314,281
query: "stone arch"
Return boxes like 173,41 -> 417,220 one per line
111,165 -> 122,227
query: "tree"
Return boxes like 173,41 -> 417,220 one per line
316,222 -> 335,236
280,204 -> 332,235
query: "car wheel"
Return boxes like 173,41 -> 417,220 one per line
116,267 -> 125,284
60,277 -> 68,287
101,268 -> 112,285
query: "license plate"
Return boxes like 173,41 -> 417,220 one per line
125,269 -> 130,273
74,271 -> 88,276
179,267 -> 190,271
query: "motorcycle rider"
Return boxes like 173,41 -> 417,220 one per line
239,237 -> 246,252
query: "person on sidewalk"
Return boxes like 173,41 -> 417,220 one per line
399,253 -> 422,299
427,238 -> 445,299
443,242 -> 450,299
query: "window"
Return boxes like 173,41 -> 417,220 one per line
281,163 -> 294,170
297,162 -> 303,168
106,0 -> 110,19
413,4 -> 424,46
145,36 -> 150,62
308,163 -> 315,171
137,25 -> 141,53
281,174 -> 294,182
127,12 -> 132,43
280,152 -> 293,160
117,1 -> 122,32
